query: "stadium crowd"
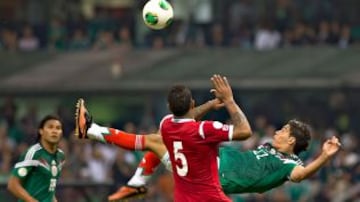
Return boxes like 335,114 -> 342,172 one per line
0,0 -> 359,52
0,90 -> 359,202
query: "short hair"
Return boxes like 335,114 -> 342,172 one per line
288,119 -> 311,155
36,114 -> 62,142
167,85 -> 192,117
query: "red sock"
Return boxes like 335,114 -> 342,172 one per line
139,152 -> 161,175
104,128 -> 145,150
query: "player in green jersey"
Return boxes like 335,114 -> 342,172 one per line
8,115 -> 65,202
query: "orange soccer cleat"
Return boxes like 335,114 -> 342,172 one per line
108,185 -> 147,202
75,98 -> 92,139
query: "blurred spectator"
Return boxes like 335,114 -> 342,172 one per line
1,98 -> 24,145
274,0 -> 294,32
1,28 -> 18,52
228,0 -> 255,35
86,145 -> 107,182
338,24 -> 353,49
56,105 -> 75,139
254,21 -> 281,50
110,149 -> 137,191
282,27 -> 295,47
18,25 -> 40,52
92,30 -> 116,50
68,28 -> 91,51
271,187 -> 291,202
188,0 -> 214,46
116,26 -> 133,49
318,20 -> 331,44
0,122 -> 13,183
328,20 -> 341,45
66,139 -> 90,181
155,172 -> 174,202
151,36 -> 165,50
123,121 -> 137,133
48,18 -> 67,50
292,22 -> 317,46
284,181 -> 313,202
210,23 -> 226,47
230,23 -> 253,49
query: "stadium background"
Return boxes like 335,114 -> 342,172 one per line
0,0 -> 359,201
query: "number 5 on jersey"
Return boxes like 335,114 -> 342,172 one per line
173,141 -> 188,176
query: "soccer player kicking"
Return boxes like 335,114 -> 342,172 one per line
8,115 -> 65,202
75,78 -> 341,201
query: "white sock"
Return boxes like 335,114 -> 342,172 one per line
160,152 -> 172,172
127,152 -> 172,187
127,168 -> 151,187
87,123 -> 108,143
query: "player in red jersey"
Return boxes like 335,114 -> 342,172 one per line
158,74 -> 252,202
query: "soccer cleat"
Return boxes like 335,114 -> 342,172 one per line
75,98 -> 92,139
108,185 -> 147,202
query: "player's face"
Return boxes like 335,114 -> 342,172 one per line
272,124 -> 293,150
39,119 -> 63,145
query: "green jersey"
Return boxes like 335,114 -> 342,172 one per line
219,143 -> 302,194
11,143 -> 65,202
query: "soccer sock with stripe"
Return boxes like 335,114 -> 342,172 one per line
127,151 -> 162,187
87,123 -> 145,150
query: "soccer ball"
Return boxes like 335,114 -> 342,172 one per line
142,0 -> 174,30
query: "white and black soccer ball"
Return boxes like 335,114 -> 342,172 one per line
142,0 -> 174,30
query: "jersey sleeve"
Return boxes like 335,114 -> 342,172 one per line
199,120 -> 234,143
11,150 -> 38,179
281,159 -> 300,179
159,114 -> 173,130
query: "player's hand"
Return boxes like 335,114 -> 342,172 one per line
208,98 -> 225,110
322,136 -> 341,157
210,74 -> 234,103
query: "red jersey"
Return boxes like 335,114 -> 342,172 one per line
160,114 -> 234,202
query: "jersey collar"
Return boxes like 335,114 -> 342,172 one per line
172,117 -> 195,123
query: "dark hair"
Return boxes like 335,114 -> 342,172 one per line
36,114 -> 62,142
167,85 -> 192,117
288,119 -> 311,155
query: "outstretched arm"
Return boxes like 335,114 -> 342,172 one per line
290,136 -> 341,182
211,74 -> 252,140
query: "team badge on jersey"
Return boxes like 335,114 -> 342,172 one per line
18,167 -> 28,177
270,148 -> 276,155
212,121 -> 230,132
213,121 -> 223,129
51,160 -> 58,177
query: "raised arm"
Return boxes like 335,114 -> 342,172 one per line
193,98 -> 224,121
290,136 -> 341,182
8,176 -> 38,202
211,74 -> 252,140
